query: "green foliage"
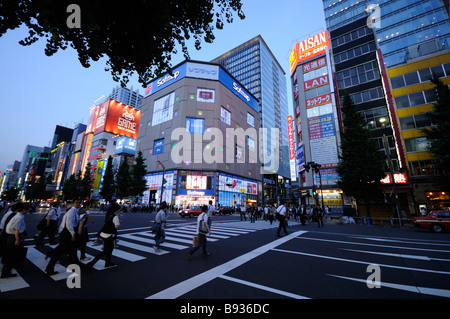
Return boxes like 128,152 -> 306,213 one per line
100,156 -> 115,203
0,0 -> 245,87
421,75 -> 450,192
337,94 -> 386,215
129,151 -> 148,198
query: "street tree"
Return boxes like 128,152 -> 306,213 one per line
421,75 -> 450,192
130,151 -> 148,201
116,158 -> 130,200
337,94 -> 386,217
0,0 -> 245,87
100,156 -> 116,203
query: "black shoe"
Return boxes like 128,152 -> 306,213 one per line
104,263 -> 117,269
1,273 -> 17,278
46,270 -> 58,276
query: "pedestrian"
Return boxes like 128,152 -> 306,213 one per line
45,199 -> 82,276
86,202 -> 121,270
300,205 -> 306,226
153,201 -> 168,253
240,204 -> 247,221
35,202 -> 60,246
317,207 -> 324,228
420,207 -> 427,216
78,200 -> 95,261
187,205 -> 211,260
207,200 -> 214,230
276,202 -> 288,237
268,205 -> 275,225
1,202 -> 31,278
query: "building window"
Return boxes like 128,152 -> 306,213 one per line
221,107 -> 231,125
153,138 -> 165,155
185,117 -> 204,134
247,113 -> 255,127
404,136 -> 429,153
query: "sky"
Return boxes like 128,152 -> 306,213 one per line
0,0 -> 327,175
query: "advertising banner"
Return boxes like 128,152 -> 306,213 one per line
287,116 -> 296,181
93,100 -> 141,139
290,30 -> 330,75
152,92 -> 174,126
115,136 -> 137,155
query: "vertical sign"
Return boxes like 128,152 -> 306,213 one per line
287,116 -> 297,181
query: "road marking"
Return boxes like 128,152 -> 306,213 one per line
296,236 -> 450,253
272,248 -> 450,275
342,249 -> 450,262
87,242 -> 146,262
0,265 -> 29,292
219,275 -> 309,299
146,230 -> 308,299
328,274 -> 450,298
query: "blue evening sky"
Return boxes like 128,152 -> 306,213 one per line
0,1 -> 326,174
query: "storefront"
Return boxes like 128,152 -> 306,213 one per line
175,170 -> 215,209
217,173 -> 259,208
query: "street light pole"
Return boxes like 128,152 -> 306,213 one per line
303,161 -> 325,213
379,118 -> 402,227
156,160 -> 165,204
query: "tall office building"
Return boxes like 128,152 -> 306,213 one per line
323,0 -> 450,214
212,35 -> 290,204
110,86 -> 143,109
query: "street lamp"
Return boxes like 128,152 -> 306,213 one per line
156,160 -> 166,204
379,117 -> 402,227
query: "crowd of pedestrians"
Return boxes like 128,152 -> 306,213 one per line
0,199 -> 125,278
0,197 -> 331,277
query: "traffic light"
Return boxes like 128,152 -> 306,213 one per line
312,185 -> 317,197
303,163 -> 310,172
313,163 -> 321,173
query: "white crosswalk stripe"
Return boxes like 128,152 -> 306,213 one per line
1,220 -> 282,293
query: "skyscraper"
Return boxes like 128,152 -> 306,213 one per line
110,86 -> 143,109
323,0 -> 450,214
212,35 -> 290,204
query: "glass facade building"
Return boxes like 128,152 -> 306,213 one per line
324,0 -> 450,68
211,35 -> 290,180
323,0 -> 450,214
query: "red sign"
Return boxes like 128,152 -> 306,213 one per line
380,173 -> 408,184
290,30 -> 330,75
304,75 -> 329,91
302,57 -> 327,73
287,116 -> 295,160
94,99 -> 141,139
306,93 -> 332,109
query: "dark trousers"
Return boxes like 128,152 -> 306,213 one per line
89,236 -> 114,267
1,235 -> 23,276
189,233 -> 207,256
36,220 -> 58,245
277,215 -> 288,236
45,229 -> 80,273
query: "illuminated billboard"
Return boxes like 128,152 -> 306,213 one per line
115,136 -> 137,155
287,116 -> 296,181
290,30 -> 330,75
94,99 -> 141,139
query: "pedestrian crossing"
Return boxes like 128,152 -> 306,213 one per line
0,220 -> 285,293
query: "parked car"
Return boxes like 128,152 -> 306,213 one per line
413,210 -> 450,233
179,206 -> 202,218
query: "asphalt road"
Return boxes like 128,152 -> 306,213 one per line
1,209 -> 449,312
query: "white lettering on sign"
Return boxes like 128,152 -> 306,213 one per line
233,82 -> 250,102
157,71 -> 180,87
304,75 -> 329,91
